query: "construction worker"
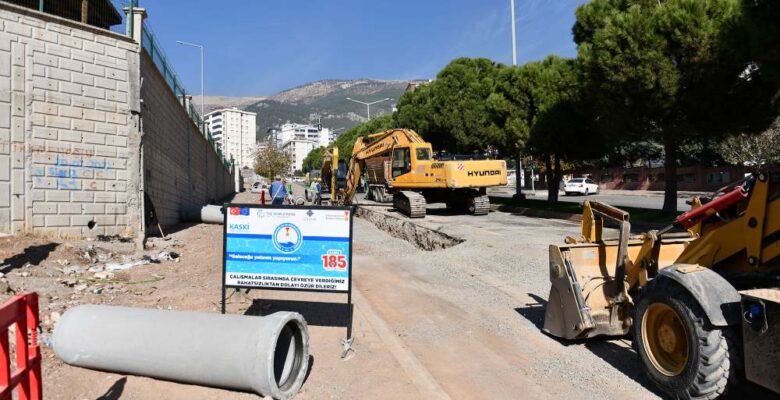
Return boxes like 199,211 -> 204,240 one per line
270,175 -> 286,205
310,178 -> 322,205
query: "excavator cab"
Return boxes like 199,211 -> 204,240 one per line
335,160 -> 348,191
390,143 -> 432,179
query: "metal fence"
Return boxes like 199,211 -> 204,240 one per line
140,20 -> 231,167
4,0 -> 128,32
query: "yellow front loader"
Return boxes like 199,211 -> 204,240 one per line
544,172 -> 780,398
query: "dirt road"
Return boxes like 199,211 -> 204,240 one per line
2,192 -> 666,399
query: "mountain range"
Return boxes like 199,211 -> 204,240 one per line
200,79 -> 419,141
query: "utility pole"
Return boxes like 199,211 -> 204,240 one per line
511,0 -> 517,66
510,0 -> 524,200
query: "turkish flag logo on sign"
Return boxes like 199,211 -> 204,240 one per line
229,207 -> 240,215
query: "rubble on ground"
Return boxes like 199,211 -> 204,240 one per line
0,233 -> 185,338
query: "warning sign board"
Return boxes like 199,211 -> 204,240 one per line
222,205 -> 353,293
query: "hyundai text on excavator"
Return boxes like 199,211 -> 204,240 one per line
321,129 -> 507,217
543,172 -> 780,398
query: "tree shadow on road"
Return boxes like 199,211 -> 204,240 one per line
96,376 -> 126,400
0,243 -> 59,275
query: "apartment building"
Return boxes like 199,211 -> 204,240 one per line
204,107 -> 257,169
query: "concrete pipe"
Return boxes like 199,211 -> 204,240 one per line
199,204 -> 225,224
181,204 -> 224,224
53,305 -> 309,399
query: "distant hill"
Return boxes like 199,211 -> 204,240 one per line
194,95 -> 266,115
202,79 -> 414,142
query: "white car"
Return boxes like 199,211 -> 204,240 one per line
563,178 -> 599,196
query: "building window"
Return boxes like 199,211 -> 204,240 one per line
600,174 -> 613,182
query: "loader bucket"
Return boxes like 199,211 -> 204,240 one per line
544,239 -> 688,340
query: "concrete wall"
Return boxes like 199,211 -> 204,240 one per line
139,51 -> 234,229
0,2 -> 142,238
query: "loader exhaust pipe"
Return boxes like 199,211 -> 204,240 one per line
53,305 -> 309,399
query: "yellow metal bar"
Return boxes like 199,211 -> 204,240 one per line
745,176 -> 769,266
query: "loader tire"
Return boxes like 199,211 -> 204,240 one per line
633,279 -> 736,400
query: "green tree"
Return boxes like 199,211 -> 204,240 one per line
719,122 -> 780,169
395,58 -> 505,153
396,58 -> 532,197
515,56 -> 601,202
741,0 -> 780,92
575,0 -> 746,213
302,146 -> 326,173
394,83 -> 433,137
253,140 -> 292,179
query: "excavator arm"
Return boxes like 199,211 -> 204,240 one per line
331,129 -> 427,205
320,147 -> 339,201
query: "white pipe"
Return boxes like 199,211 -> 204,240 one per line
53,305 -> 309,399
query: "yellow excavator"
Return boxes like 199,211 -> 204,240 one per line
321,128 -> 507,217
543,172 -> 780,398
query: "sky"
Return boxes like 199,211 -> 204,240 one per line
138,0 -> 587,96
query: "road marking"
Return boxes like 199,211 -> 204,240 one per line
352,288 -> 451,400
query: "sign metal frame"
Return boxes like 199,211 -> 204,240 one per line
220,203 -> 355,354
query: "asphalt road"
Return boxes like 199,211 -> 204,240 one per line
490,187 -> 692,212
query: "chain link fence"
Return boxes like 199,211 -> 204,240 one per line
4,0 -> 126,32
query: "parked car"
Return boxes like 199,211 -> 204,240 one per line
563,178 -> 599,195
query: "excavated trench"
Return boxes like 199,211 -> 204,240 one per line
355,206 -> 464,251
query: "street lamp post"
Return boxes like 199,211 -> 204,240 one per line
510,0 -> 524,199
511,0 -> 517,66
346,97 -> 391,120
176,40 -> 205,118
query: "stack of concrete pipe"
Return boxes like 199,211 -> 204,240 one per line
53,305 -> 310,399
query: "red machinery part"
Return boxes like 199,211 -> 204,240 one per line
0,292 -> 41,400
675,187 -> 748,229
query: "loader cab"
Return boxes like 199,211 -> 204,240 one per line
391,144 -> 432,178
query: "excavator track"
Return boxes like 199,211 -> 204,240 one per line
394,191 -> 427,218
468,195 -> 490,215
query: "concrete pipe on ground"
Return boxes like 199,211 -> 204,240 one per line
53,305 -> 309,399
199,204 -> 225,224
